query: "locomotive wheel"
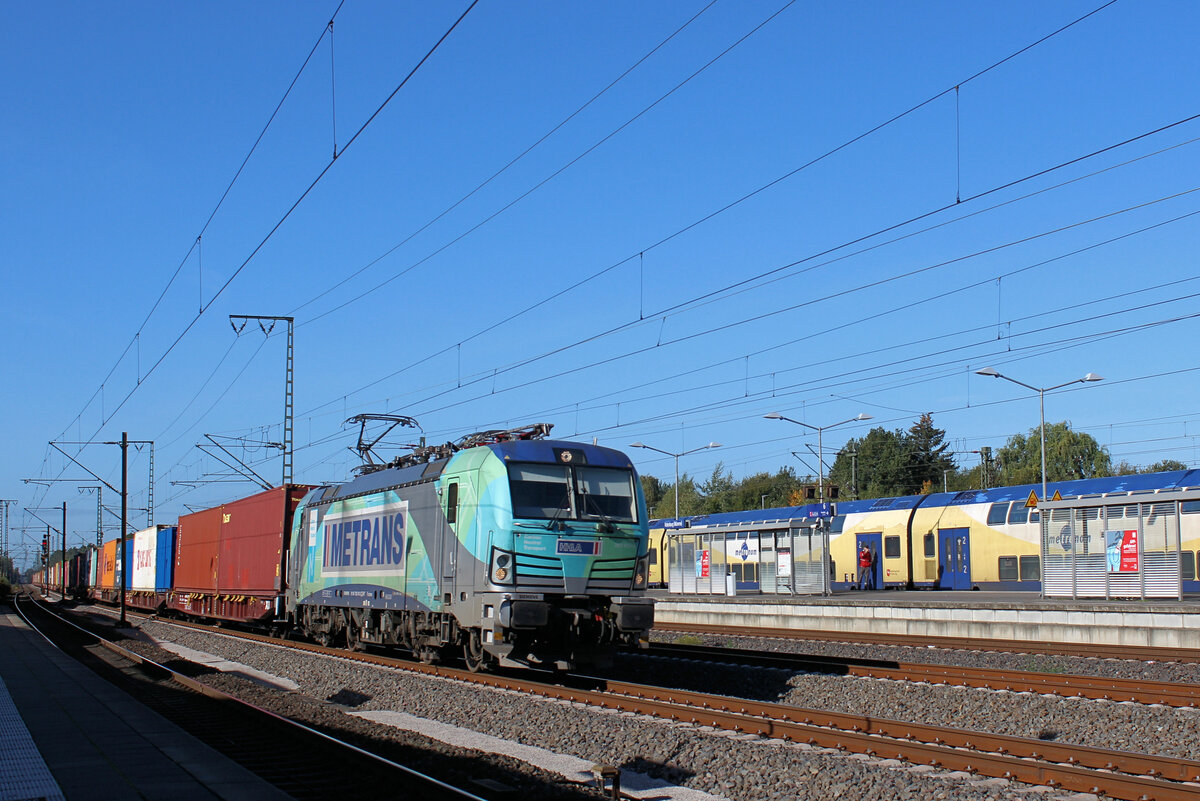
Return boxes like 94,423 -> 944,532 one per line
463,629 -> 488,673
345,619 -> 362,652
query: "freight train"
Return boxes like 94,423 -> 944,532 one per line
648,469 -> 1200,593
31,424 -> 656,671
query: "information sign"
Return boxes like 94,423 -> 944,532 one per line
805,503 -> 833,519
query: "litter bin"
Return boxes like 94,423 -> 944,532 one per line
725,573 -> 736,597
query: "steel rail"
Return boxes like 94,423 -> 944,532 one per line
656,621 -> 1200,663
64,602 -> 1200,801
17,596 -> 488,801
646,641 -> 1200,707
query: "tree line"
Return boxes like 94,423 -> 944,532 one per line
640,413 -> 1188,520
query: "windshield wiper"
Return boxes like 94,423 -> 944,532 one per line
545,493 -> 571,531
580,490 -> 616,533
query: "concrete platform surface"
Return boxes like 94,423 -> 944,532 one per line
648,590 -> 1200,649
0,606 -> 294,801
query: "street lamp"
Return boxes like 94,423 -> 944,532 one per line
628,441 -> 721,519
975,367 -> 1103,501
764,412 -> 872,502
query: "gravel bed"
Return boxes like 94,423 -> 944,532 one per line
114,618 -> 1070,801
621,641 -> 1200,761
650,630 -> 1200,684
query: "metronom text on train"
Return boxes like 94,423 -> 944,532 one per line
648,469 -> 1200,594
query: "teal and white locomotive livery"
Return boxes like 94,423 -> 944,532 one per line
285,424 -> 655,670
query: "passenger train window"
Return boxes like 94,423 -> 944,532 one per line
923,533 -> 935,558
1182,551 -> 1196,581
1007,505 -> 1029,525
1019,555 -> 1040,581
987,502 -> 1010,526
1181,501 -> 1200,514
1028,510 -> 1040,524
884,536 -> 900,559
998,557 -> 1018,582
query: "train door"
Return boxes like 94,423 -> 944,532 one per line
439,480 -> 460,603
854,532 -> 882,589
938,527 -> 971,589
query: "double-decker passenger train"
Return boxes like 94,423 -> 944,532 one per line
648,469 -> 1200,593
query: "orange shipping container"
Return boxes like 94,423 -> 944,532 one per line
98,539 -> 119,591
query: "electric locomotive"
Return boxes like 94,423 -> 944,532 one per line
285,423 -> 655,670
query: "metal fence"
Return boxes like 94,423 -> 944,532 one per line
666,519 -> 829,595
1039,488 -> 1199,600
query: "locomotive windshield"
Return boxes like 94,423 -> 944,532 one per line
508,463 -> 638,523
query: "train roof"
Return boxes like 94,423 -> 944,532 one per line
306,439 -> 637,506
650,469 -> 1200,530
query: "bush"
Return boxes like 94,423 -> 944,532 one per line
0,577 -> 11,601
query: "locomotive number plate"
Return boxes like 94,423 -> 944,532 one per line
556,540 -> 601,556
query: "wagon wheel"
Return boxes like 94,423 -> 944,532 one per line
345,619 -> 361,651
463,628 -> 488,673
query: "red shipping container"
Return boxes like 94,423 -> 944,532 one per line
170,485 -> 312,623
217,485 -> 308,595
174,506 -> 222,594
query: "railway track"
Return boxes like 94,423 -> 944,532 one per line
52,599 -> 1200,801
655,621 -> 1200,664
13,596 -> 510,801
644,640 -> 1200,707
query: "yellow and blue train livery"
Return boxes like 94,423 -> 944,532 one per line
650,469 -> 1200,593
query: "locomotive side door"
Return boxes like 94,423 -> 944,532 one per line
440,475 -> 477,598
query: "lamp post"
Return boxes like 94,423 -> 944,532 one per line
628,441 -> 721,519
766,411 -> 870,597
764,412 -> 872,502
975,367 -> 1103,501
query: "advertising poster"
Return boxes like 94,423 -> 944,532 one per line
695,549 -> 711,578
1105,529 -> 1139,573
776,547 -> 792,578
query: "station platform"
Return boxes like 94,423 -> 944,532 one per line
647,589 -> 1200,651
0,605 -> 293,801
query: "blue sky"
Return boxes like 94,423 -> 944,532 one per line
4,1 -> 1198,569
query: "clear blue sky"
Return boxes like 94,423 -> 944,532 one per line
4,1 -> 1198,569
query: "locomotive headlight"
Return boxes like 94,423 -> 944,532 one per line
490,547 -> 516,585
632,554 -> 649,589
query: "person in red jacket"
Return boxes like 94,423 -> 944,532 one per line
858,545 -> 871,590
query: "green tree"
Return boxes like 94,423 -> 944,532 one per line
906,413 -> 956,493
1147,459 -> 1188,473
648,474 -> 702,519
639,474 -> 667,514
698,462 -> 738,514
996,422 -> 1111,485
828,426 -> 911,499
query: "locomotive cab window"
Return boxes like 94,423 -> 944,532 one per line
509,464 -> 573,519
574,466 -> 637,523
507,463 -> 637,523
